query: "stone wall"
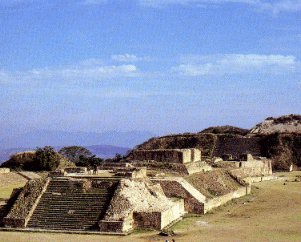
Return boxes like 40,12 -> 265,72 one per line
99,216 -> 133,233
185,161 -> 212,175
133,212 -> 162,230
213,136 -> 262,160
160,199 -> 184,228
132,161 -> 189,175
133,199 -> 184,230
114,168 -> 147,179
191,148 -> 202,162
230,158 -> 273,179
156,179 -> 206,214
4,178 -> 49,228
0,188 -> 22,226
204,186 -> 251,213
240,158 -> 272,174
100,178 -> 184,232
131,149 -> 201,164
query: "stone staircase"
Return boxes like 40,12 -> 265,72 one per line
27,178 -> 118,231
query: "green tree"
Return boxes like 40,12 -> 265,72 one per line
77,155 -> 103,167
58,146 -> 92,164
34,146 -> 61,171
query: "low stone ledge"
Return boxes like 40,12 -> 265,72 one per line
155,179 -> 205,214
2,218 -> 25,228
0,227 -> 130,235
99,220 -> 124,232
204,186 -> 250,213
99,217 -> 133,233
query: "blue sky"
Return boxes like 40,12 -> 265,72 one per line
0,0 -> 300,137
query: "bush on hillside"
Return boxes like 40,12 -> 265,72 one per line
33,146 -> 62,171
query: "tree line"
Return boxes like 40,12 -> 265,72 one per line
0,146 -> 124,171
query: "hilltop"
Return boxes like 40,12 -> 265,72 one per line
133,115 -> 301,170
249,114 -> 301,135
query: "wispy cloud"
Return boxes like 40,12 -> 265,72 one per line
1,0 -> 301,13
257,1 -> 301,14
0,60 -> 138,84
0,54 -> 299,85
173,54 -> 298,76
80,0 -> 107,5
0,70 -> 12,83
111,54 -> 151,62
138,0 -> 301,13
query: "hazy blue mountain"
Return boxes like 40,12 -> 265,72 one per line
0,130 -> 155,150
85,145 -> 130,159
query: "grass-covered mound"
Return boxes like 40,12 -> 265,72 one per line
186,170 -> 242,198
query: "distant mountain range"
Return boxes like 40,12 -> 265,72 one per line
0,129 -> 155,163
0,130 -> 155,149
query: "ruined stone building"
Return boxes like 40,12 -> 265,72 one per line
0,149 -> 273,234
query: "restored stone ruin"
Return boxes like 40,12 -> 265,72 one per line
99,179 -> 184,232
2,174 -> 185,233
131,148 -> 201,164
214,154 -> 273,183
0,149 -> 274,234
129,148 -> 211,175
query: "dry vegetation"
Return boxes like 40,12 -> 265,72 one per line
185,170 -> 242,198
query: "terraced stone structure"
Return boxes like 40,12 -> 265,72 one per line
27,178 -> 118,230
131,148 -> 201,164
1,152 -> 272,234
3,174 -> 185,233
4,177 -> 119,231
129,148 -> 210,175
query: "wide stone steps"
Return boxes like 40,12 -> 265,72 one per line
32,205 -> 106,211
40,195 -> 108,199
27,178 -> 117,231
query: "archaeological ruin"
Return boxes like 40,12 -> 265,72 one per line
0,148 -> 274,234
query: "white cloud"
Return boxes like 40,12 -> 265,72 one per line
0,70 -> 12,83
138,0 -> 301,13
111,54 -> 151,62
0,60 -> 138,84
256,1 -> 301,14
173,54 -> 298,76
2,0 -> 301,13
81,0 -> 107,5
111,54 -> 139,62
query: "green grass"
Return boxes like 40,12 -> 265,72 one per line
0,173 -> 27,200
0,184 -> 23,200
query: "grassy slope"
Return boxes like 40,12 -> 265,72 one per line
0,173 -> 27,200
185,169 -> 242,198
